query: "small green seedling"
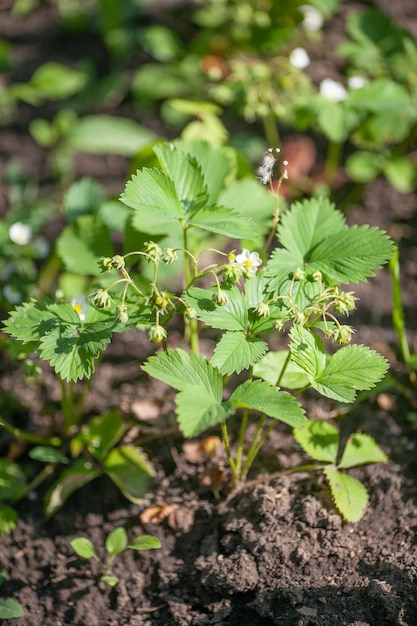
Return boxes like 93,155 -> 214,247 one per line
71,527 -> 161,587
293,420 -> 388,522
0,571 -> 24,619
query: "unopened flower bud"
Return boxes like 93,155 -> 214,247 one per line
148,325 -> 167,343
294,311 -> 306,325
116,305 -> 129,324
185,306 -> 197,320
90,289 -> 113,309
145,241 -> 162,261
333,291 -> 357,315
333,325 -> 354,345
152,291 -> 170,313
293,268 -> 305,281
162,248 -> 178,264
312,270 -> 322,282
213,290 -> 229,306
99,257 -> 113,272
255,302 -> 270,318
274,319 -> 285,331
111,255 -> 125,270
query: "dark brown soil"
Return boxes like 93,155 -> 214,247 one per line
1,2 -> 417,625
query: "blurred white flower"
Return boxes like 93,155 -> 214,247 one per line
71,296 -> 88,321
300,5 -> 324,31
348,75 -> 367,90
9,222 -> 32,245
3,284 -> 22,304
289,48 -> 311,69
319,78 -> 347,102
235,249 -> 262,276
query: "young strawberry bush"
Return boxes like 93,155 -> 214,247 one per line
3,139 -> 394,522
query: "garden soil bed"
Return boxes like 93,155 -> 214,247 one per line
1,1 -> 417,625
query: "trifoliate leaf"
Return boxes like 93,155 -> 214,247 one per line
142,349 -> 223,398
211,332 -> 267,375
176,388 -> 234,437
338,433 -> 388,469
314,344 -> 389,403
187,205 -> 257,239
154,143 -> 209,213
324,465 -> 369,522
184,287 -> 248,331
289,326 -> 326,381
293,420 -> 339,463
120,168 -> 184,224
253,350 -> 310,389
230,379 -> 306,428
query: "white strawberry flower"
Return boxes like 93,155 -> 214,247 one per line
319,78 -> 347,103
299,5 -> 324,31
71,296 -> 89,321
235,249 -> 262,276
289,48 -> 311,69
9,222 -> 32,245
348,75 -> 367,90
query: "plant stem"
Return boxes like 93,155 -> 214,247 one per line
262,111 -> 281,148
0,416 -> 61,447
275,350 -> 292,387
389,247 -> 417,386
235,408 -> 249,478
17,463 -> 56,501
221,421 -> 237,480
183,226 -> 199,352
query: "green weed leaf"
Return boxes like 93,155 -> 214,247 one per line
0,598 -> 25,619
106,527 -> 128,555
128,535 -> 161,551
293,420 -> 339,463
103,446 -> 154,503
0,505 -> 19,536
230,380 -> 306,428
71,537 -> 98,560
324,466 -> 369,522
211,332 -> 267,375
101,575 -> 119,587
339,433 -> 388,469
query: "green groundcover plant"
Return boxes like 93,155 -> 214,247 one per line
71,527 -> 161,587
3,139 -> 395,522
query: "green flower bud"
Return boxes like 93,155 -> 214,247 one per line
333,325 -> 354,345
185,306 -> 197,320
162,248 -> 178,264
255,302 -> 270,318
99,257 -> 113,273
111,255 -> 125,270
273,319 -> 285,331
90,289 -> 113,309
293,267 -> 306,281
222,265 -> 241,285
152,291 -> 170,313
213,290 -> 229,306
116,305 -> 129,324
294,311 -> 306,325
148,325 -> 167,343
312,270 -> 322,282
145,241 -> 162,261
333,291 -> 357,315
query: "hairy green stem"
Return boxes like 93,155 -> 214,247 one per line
221,421 -> 237,479
324,141 -> 342,187
0,416 -> 61,447
183,226 -> 199,352
389,247 -> 416,386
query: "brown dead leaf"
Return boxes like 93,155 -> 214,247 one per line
140,504 -> 175,525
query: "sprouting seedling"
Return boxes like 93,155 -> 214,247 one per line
293,420 -> 388,522
70,527 -> 161,587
